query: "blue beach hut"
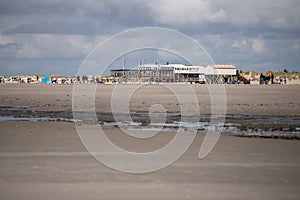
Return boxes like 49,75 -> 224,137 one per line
41,76 -> 51,84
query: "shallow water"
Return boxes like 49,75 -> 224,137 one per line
101,120 -> 300,139
0,105 -> 299,139
0,116 -> 81,122
1,115 -> 299,139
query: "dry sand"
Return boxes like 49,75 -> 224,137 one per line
0,83 -> 299,115
0,83 -> 300,199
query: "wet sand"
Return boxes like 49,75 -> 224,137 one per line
0,121 -> 299,200
0,83 -> 300,199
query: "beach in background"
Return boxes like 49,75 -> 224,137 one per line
0,83 -> 299,199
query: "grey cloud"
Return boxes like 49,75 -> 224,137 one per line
0,0 -> 76,15
3,0 -> 299,37
1,0 -> 154,35
5,21 -> 103,35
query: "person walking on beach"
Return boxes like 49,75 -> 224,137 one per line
269,71 -> 274,84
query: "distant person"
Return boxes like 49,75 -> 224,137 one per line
52,78 -> 57,84
275,76 -> 280,84
269,71 -> 274,84
36,75 -> 39,82
76,76 -> 80,83
284,77 -> 287,84
0,76 -> 5,83
224,76 -> 228,84
27,77 -> 31,83
259,73 -> 265,85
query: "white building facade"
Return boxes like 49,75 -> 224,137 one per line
110,64 -> 237,84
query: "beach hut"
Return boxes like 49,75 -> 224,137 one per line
41,76 -> 52,84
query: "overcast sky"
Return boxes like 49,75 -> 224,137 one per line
0,0 -> 299,75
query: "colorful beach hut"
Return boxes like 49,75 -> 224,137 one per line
41,76 -> 51,84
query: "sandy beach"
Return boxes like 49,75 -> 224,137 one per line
0,83 -> 300,199
0,83 -> 299,115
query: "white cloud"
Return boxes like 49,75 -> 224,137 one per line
251,39 -> 266,54
202,34 -> 268,56
147,0 -> 226,25
292,43 -> 299,50
0,34 -> 15,45
146,0 -> 300,30
9,34 -> 94,59
232,40 -> 250,53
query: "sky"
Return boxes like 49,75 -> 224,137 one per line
0,0 -> 299,75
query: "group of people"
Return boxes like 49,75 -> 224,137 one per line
259,71 -> 287,85
274,76 -> 287,85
